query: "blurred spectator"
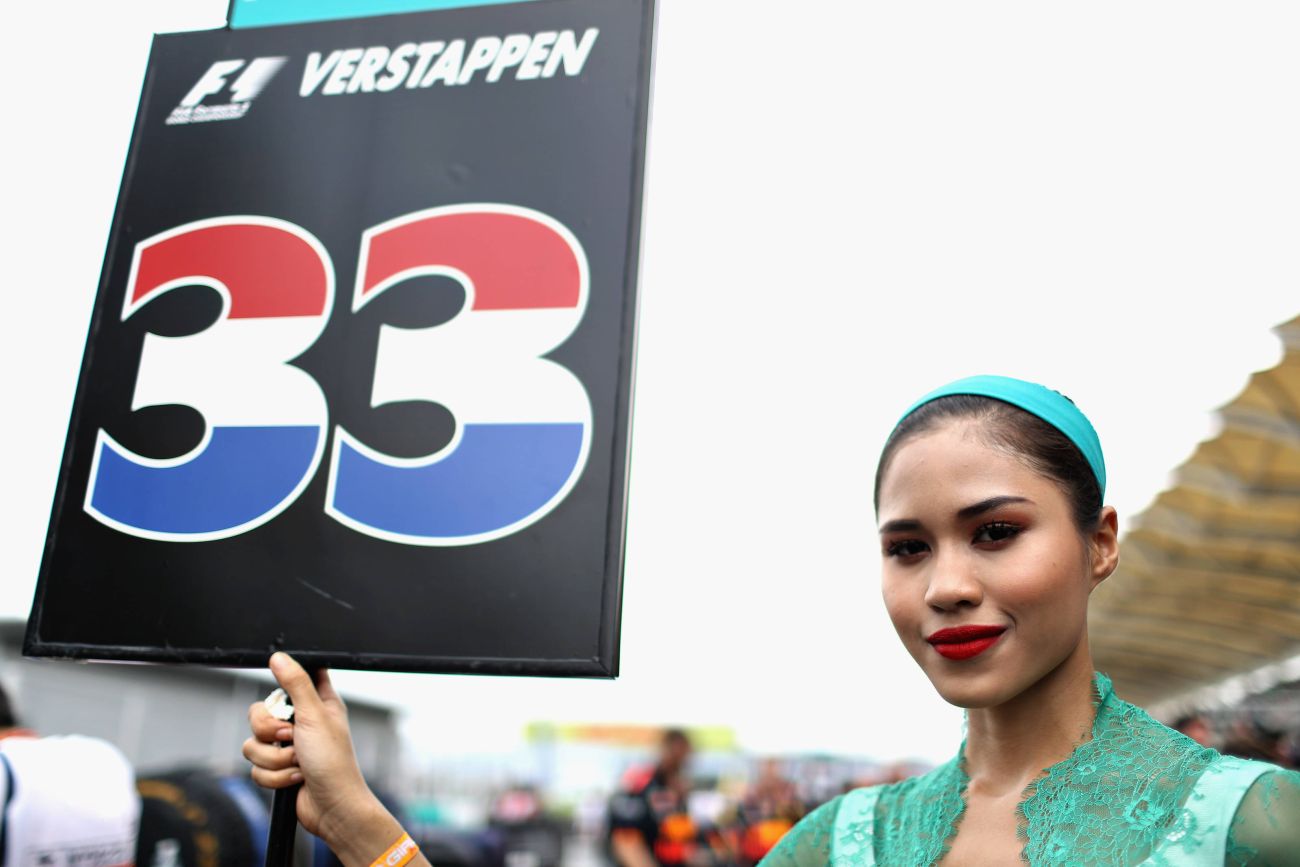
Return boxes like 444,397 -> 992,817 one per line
1221,715 -> 1287,765
743,760 -> 798,821
488,785 -> 564,867
735,760 -> 801,866
1279,732 -> 1300,771
491,785 -> 544,826
1172,713 -> 1216,749
607,729 -> 707,867
0,684 -> 139,866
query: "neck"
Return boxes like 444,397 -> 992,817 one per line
961,639 -> 1098,795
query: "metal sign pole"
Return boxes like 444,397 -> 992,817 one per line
265,786 -> 300,866
263,684 -> 303,866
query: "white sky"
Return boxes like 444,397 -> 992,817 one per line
3,1 -> 1299,766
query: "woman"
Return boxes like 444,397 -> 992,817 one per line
762,376 -> 1300,865
245,376 -> 1300,866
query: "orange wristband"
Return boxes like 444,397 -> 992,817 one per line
370,833 -> 419,867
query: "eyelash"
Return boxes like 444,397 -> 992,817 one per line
973,521 -> 1022,544
885,539 -> 928,559
884,522 -> 1024,559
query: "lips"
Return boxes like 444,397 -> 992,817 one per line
926,625 -> 1007,660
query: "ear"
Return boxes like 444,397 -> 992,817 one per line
1088,506 -> 1120,587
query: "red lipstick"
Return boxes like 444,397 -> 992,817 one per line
926,625 -> 1007,660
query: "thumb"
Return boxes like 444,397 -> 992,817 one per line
314,668 -> 344,708
269,652 -> 323,718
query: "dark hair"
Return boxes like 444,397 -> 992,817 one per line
661,728 -> 691,748
874,394 -> 1103,532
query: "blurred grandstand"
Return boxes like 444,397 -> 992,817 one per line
1092,316 -> 1300,722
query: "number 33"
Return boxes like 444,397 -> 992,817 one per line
84,204 -> 592,546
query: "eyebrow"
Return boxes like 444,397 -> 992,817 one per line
878,518 -> 921,535
878,496 -> 1033,534
957,495 -> 1033,520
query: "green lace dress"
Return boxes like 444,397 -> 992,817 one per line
761,674 -> 1300,866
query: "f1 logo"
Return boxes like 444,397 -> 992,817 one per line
181,57 -> 287,107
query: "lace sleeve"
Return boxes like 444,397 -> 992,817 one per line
1224,767 -> 1300,866
759,795 -> 844,867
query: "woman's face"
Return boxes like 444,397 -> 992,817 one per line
876,419 -> 1113,709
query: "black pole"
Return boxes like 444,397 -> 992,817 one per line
265,782 -> 301,866
263,677 -> 310,867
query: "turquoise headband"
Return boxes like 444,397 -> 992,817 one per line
898,375 -> 1107,498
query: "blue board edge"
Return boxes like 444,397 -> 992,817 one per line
229,0 -> 545,29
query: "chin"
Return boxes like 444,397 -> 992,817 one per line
924,666 -> 1020,710
932,683 -> 992,709
935,685 -> 1001,710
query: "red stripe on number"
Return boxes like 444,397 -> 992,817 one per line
134,223 -> 329,319
362,211 -> 580,310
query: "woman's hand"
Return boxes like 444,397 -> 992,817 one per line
243,652 -> 404,860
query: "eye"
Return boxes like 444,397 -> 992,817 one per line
973,522 -> 1021,545
885,539 -> 929,559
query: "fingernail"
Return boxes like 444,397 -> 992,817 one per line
290,771 -> 303,784
276,728 -> 292,741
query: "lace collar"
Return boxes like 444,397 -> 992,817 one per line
870,672 -> 1218,864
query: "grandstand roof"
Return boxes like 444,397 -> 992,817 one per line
1093,316 -> 1300,713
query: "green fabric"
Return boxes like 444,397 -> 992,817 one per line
1223,767 -> 1300,866
761,673 -> 1300,865
897,375 -> 1107,497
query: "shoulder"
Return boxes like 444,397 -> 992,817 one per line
7,735 -> 134,784
607,788 -> 651,826
871,756 -> 965,818
1105,693 -> 1210,757
759,793 -> 842,867
0,735 -> 137,839
761,788 -> 882,867
764,779 -> 936,867
1215,760 -> 1300,864
1089,690 -> 1220,783
1,734 -> 132,775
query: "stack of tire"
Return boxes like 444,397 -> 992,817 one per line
135,769 -> 274,866
136,768 -> 421,867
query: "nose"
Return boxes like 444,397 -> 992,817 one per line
923,547 -> 984,612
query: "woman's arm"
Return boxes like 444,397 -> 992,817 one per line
243,652 -> 431,867
1224,767 -> 1300,866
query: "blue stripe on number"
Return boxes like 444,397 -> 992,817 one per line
90,426 -> 321,535
333,422 -> 584,539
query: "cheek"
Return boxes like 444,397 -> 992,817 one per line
998,552 -> 1090,627
880,574 -> 919,632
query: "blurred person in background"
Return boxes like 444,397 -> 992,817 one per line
606,729 -> 710,867
1172,713 -> 1217,749
742,760 -> 798,820
735,761 -> 801,866
489,783 -> 565,867
0,684 -> 139,866
1221,714 -> 1291,767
